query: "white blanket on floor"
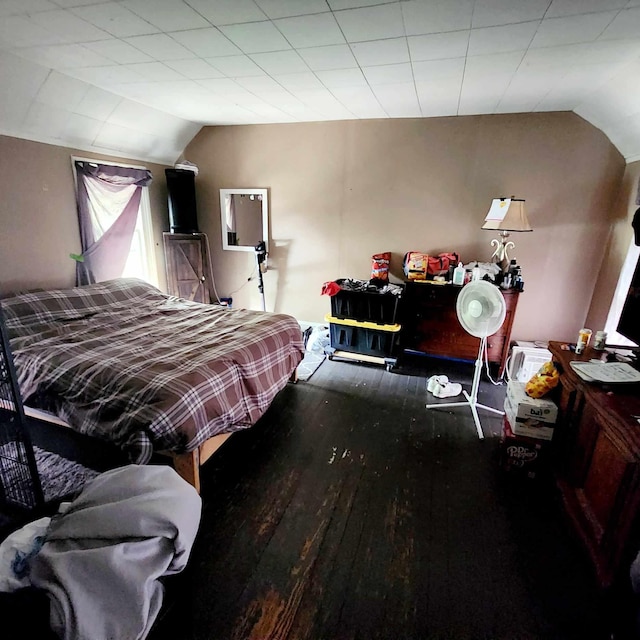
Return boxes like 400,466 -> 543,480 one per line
29,465 -> 201,640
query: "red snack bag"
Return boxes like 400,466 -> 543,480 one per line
371,252 -> 391,281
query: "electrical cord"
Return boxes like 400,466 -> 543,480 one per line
227,265 -> 257,296
483,338 -> 504,386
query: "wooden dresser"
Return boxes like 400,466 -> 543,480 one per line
400,282 -> 520,375
549,341 -> 640,589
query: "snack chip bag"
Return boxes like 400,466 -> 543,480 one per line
525,361 -> 559,399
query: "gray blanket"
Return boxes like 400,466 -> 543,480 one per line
29,465 -> 201,640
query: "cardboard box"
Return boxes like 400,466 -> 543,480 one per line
505,380 -> 558,425
504,395 -> 555,441
500,417 -> 549,479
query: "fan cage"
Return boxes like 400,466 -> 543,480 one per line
456,281 -> 506,338
0,306 -> 43,514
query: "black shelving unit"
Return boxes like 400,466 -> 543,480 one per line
325,286 -> 404,371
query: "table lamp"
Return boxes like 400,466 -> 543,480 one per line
482,197 -> 532,270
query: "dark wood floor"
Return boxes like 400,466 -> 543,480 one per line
152,356 -> 614,640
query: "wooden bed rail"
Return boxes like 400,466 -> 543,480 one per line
171,433 -> 232,494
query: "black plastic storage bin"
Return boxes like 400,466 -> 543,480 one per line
329,323 -> 398,358
330,288 -> 401,325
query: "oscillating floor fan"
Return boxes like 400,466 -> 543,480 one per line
426,280 -> 507,439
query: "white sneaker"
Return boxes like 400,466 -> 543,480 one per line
427,375 -> 448,393
433,381 -> 463,398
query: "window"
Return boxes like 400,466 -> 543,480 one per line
72,157 -> 158,287
604,238 -> 640,346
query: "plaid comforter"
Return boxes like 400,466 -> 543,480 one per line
2,278 -> 304,463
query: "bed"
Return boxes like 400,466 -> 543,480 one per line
1,278 -> 304,491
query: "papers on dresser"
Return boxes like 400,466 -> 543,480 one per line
569,361 -> 640,383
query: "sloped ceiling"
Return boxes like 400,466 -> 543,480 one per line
1,0 -> 640,164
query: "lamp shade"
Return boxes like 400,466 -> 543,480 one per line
482,198 -> 533,232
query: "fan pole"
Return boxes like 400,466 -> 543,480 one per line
426,336 -> 504,439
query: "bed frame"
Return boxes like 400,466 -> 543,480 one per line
170,434 -> 231,493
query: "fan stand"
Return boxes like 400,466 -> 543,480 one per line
425,335 -> 504,439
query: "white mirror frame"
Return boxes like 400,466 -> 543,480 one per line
220,188 -> 269,252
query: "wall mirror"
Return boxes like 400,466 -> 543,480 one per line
220,188 -> 269,252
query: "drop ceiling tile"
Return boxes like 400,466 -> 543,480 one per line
370,82 -> 421,117
170,28 -> 242,58
273,72 -> 324,91
235,75 -> 284,91
531,12 -> 618,48
416,81 -> 461,116
351,38 -> 409,67
69,64 -> 147,84
468,21 -> 539,56
333,4 -> 404,42
0,0 -> 57,16
292,88 -> 354,113
183,0 -> 267,26
362,62 -> 413,85
330,85 -> 386,117
74,84 -> 122,120
13,43 -> 114,68
36,70 -> 88,110
198,77 -> 255,95
108,100 -> 187,136
83,39 -> 153,64
121,0 -> 209,32
71,3 -> 159,38
164,58 -> 225,79
464,51 -> 524,75
220,21 -> 291,53
458,77 -> 508,114
274,13 -> 344,48
250,49 -> 309,74
297,44 -> 357,70
0,15 -> 66,46
205,54 -> 265,77
408,31 -> 470,62
48,0 -> 109,7
62,112 -> 103,143
547,0 -> 627,18
600,6 -> 640,39
122,62 -> 185,81
472,0 -> 550,28
255,0 -> 330,19
316,67 -> 367,88
401,0 -> 473,36
93,122 -> 156,155
0,52 -> 50,124
23,101 -> 68,138
412,57 -> 465,82
327,0 -> 389,9
29,9 -> 111,43
124,34 -> 194,60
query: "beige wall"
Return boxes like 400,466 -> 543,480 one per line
0,135 -> 170,297
185,113 -> 624,342
586,160 -> 640,333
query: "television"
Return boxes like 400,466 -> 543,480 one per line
617,254 -> 640,349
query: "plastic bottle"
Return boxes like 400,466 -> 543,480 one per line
452,262 -> 465,286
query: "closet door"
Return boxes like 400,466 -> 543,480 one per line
163,232 -> 212,303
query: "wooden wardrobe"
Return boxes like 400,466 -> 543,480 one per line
163,232 -> 214,304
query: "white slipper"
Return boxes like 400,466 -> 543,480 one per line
433,381 -> 463,398
427,375 -> 448,393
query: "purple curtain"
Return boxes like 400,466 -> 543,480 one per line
74,161 -> 153,286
